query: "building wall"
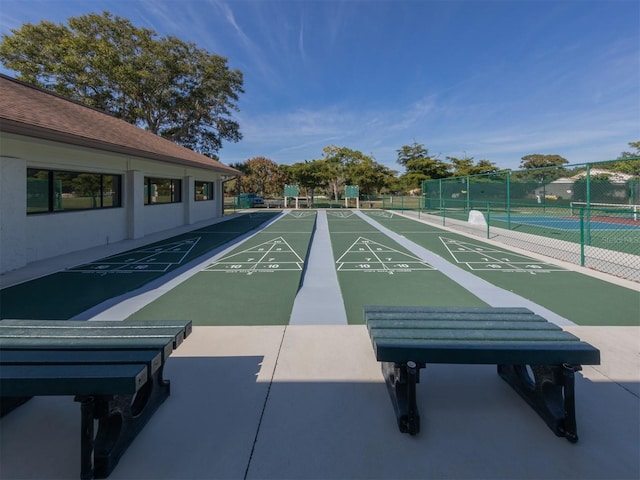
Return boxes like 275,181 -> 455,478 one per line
0,132 -> 226,274
0,156 -> 27,272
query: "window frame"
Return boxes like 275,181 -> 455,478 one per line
27,168 -> 122,214
194,180 -> 214,202
144,177 -> 182,205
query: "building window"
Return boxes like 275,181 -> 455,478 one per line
195,181 -> 214,201
144,177 -> 182,205
27,168 -> 122,214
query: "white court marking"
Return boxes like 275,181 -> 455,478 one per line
326,210 -> 355,218
336,237 -> 435,273
68,237 -> 202,274
203,236 -> 303,274
439,237 -> 566,273
287,210 -> 316,218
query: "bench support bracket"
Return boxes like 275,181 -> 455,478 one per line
381,361 -> 424,435
75,366 -> 171,479
498,364 -> 581,443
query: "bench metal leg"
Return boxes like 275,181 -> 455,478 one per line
381,361 -> 424,435
497,364 -> 582,443
75,365 -> 171,479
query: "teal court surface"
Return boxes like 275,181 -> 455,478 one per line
1,208 -> 638,325
1,209 -> 638,479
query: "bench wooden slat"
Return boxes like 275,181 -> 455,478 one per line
371,328 -> 573,342
364,306 -> 534,313
0,319 -> 192,331
0,337 -> 175,359
364,306 -> 534,316
0,320 -> 192,349
0,349 -> 163,374
365,311 -> 544,321
372,338 -> 601,365
0,325 -> 184,338
367,319 -> 559,331
0,364 -> 148,396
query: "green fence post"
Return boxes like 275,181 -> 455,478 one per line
442,200 -> 446,226
580,208 -> 586,266
506,171 -> 511,230
585,164 -> 591,246
486,202 -> 490,239
466,175 -> 470,212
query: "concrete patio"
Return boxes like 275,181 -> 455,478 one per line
1,323 -> 638,479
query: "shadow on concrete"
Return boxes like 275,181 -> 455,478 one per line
1,360 -> 638,479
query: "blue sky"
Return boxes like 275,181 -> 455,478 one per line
1,0 -> 638,172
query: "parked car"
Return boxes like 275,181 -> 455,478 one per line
238,193 -> 264,207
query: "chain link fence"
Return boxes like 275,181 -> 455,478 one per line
415,159 -> 640,282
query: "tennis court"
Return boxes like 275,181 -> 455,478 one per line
492,215 -> 640,231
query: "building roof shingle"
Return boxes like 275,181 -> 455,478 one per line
0,74 -> 240,177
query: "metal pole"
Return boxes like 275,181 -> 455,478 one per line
486,202 -> 490,239
466,175 -> 470,212
586,164 -> 591,245
579,208 -> 585,266
507,171 -> 511,230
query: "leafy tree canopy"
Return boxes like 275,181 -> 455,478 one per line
0,11 -> 244,158
397,142 -> 450,183
396,142 -> 430,167
239,157 -> 284,197
519,154 -> 568,169
614,141 -> 640,175
447,156 -> 500,177
286,160 -> 328,200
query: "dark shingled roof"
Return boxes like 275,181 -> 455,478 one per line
0,74 -> 240,176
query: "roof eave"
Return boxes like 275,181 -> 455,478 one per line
0,118 -> 242,177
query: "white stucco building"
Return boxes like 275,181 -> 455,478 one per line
0,74 -> 240,274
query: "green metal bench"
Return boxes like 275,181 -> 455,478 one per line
0,319 -> 192,479
365,306 -> 600,442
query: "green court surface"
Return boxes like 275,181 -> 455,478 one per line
0,212 -> 279,320
127,211 -> 317,325
363,211 -> 640,326
325,211 -> 487,324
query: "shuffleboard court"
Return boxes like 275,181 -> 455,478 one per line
362,211 -> 640,326
0,212 -> 279,320
127,211 -> 317,325
325,210 -> 487,324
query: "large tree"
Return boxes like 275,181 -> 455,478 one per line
240,157 -> 284,197
0,11 -> 244,158
320,145 -> 361,200
346,156 -> 396,195
286,160 -> 327,203
396,142 -> 450,190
